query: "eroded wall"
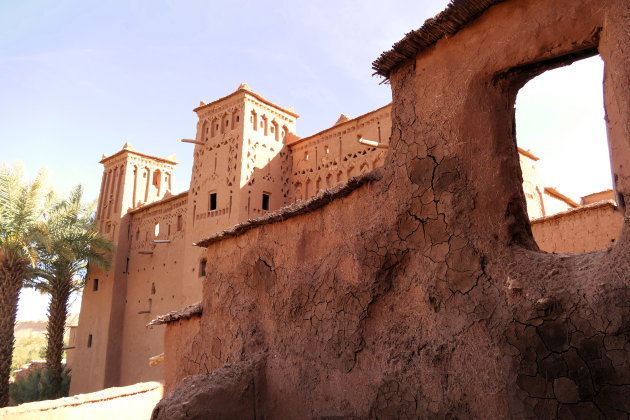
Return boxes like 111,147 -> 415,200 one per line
157,0 -> 630,417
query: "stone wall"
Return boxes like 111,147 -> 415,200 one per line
154,0 -> 630,418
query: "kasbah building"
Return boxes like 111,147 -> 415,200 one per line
66,81 -> 623,395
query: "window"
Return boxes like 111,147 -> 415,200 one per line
154,223 -> 159,237
199,258 -> 207,277
177,215 -> 183,231
209,192 -> 217,211
87,334 -> 93,348
514,54 -> 618,254
262,193 -> 270,211
93,278 -> 99,292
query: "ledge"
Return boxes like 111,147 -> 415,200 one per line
373,0 -> 505,78
531,200 -> 618,224
147,302 -> 203,326
194,169 -> 383,248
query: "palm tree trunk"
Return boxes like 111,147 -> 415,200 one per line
0,264 -> 25,407
45,278 -> 70,398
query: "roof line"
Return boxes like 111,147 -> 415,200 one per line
148,302 -> 202,326
531,200 -> 618,224
286,103 -> 392,147
100,149 -> 178,165
372,0 -> 506,78
195,169 -> 383,248
544,187 -> 579,208
193,87 -> 300,118
128,190 -> 189,215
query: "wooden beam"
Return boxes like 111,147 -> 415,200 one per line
181,139 -> 205,145
138,250 -> 153,255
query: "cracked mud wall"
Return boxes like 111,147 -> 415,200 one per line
157,0 -> 630,417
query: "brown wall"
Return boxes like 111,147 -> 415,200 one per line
157,0 -> 630,417
163,316 -> 200,394
533,202 -> 623,253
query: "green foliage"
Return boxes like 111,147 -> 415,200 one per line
9,368 -> 70,404
10,332 -> 46,373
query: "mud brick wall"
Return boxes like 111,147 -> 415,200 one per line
156,0 -> 630,417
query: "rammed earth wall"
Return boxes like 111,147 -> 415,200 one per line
155,0 -> 630,417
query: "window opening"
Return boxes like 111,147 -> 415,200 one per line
154,223 -> 159,237
262,193 -> 270,211
199,258 -> 207,277
177,215 -> 183,231
209,192 -> 217,211
87,334 -> 93,348
93,278 -> 99,292
514,54 -> 619,254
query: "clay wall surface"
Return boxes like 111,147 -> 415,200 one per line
155,0 -> 630,418
162,316 -> 200,394
118,193 -> 188,386
532,202 -> 623,253
0,382 -> 163,420
287,105 -> 390,201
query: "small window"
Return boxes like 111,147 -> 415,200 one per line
236,116 -> 240,122
305,151 -> 309,161
135,228 -> 140,241
177,215 -> 183,231
199,258 -> 207,277
93,278 -> 99,292
262,193 -> 270,211
87,334 -> 93,348
209,192 -> 217,211
325,145 -> 330,154
154,223 -> 159,237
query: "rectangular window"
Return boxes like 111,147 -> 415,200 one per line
87,334 -> 93,348
209,192 -> 217,211
262,193 -> 270,211
177,215 -> 183,231
199,258 -> 207,277
93,278 -> 99,292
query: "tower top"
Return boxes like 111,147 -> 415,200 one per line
99,142 -> 178,165
193,84 -> 299,119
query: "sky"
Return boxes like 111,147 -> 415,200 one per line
1,1 -> 611,320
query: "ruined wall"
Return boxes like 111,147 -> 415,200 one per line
532,202 -> 623,253
155,0 -> 630,418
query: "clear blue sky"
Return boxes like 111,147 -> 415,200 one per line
1,1 -> 611,320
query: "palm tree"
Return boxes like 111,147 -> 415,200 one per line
26,185 -> 113,396
0,165 -> 47,407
